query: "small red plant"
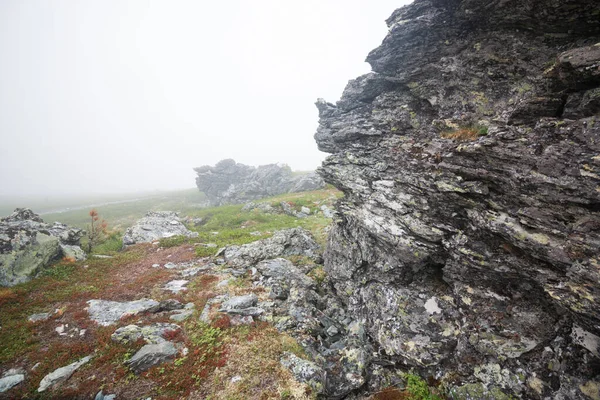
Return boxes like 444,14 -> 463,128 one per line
163,328 -> 181,341
86,209 -> 108,253
211,314 -> 231,329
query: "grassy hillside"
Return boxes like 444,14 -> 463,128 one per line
27,189 -> 207,231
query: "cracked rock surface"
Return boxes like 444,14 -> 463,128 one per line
313,0 -> 600,398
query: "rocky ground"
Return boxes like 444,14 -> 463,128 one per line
2,188 -> 397,400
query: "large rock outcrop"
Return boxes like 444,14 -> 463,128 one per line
194,159 -> 325,205
0,208 -> 86,286
315,1 -> 600,399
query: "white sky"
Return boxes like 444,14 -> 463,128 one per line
0,1 -> 408,196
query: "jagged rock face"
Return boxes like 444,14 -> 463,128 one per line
0,208 -> 85,286
316,1 -> 600,398
194,159 -> 324,206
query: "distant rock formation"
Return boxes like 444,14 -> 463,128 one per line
314,0 -> 600,398
122,211 -> 198,246
194,159 -> 325,206
0,208 -> 86,287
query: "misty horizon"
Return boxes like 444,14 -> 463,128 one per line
0,1 -> 409,197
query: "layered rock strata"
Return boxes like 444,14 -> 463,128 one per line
315,0 -> 600,398
194,159 -> 325,206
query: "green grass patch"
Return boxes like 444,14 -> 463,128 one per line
178,187 -> 342,256
405,373 -> 444,400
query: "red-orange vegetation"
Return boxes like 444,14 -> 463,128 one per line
211,314 -> 231,329
372,387 -> 411,400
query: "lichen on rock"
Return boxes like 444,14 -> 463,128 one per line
313,0 -> 600,398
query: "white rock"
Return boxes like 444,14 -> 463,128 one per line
164,280 -> 188,293
424,297 -> 442,315
87,299 -> 159,326
0,374 -> 25,393
38,355 -> 92,392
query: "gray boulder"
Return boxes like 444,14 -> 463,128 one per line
37,355 -> 92,392
220,294 -> 258,311
223,228 -> 321,267
111,323 -> 181,344
87,299 -> 159,326
280,352 -> 324,394
0,371 -> 25,393
122,211 -> 198,246
0,208 -> 86,287
126,341 -> 178,373
194,159 -> 325,206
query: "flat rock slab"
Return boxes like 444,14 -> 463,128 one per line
170,309 -> 193,322
28,312 -> 51,323
223,228 -> 321,267
164,280 -> 188,293
111,323 -> 181,344
87,299 -> 159,326
126,341 -> 178,373
0,374 -> 25,393
38,355 -> 92,392
122,211 -> 198,246
220,294 -> 258,311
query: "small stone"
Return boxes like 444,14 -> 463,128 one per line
301,206 -> 311,215
216,278 -> 231,288
38,355 -> 92,392
55,324 -> 65,335
326,325 -> 339,336
95,390 -> 117,400
152,264 -> 160,268
231,375 -> 242,383
0,374 -> 25,393
28,312 -> 51,323
164,280 -> 189,293
164,262 -> 177,269
170,310 -> 193,322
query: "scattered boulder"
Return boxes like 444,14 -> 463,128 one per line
94,390 -> 116,400
28,312 -> 52,323
0,370 -> 25,393
86,299 -> 159,326
126,341 -> 179,373
280,352 -> 324,394
223,228 -> 321,267
37,355 -> 92,392
0,208 -> 86,286
220,294 -> 258,311
164,279 -> 188,293
122,211 -> 198,246
194,159 -> 325,206
111,323 -> 181,344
